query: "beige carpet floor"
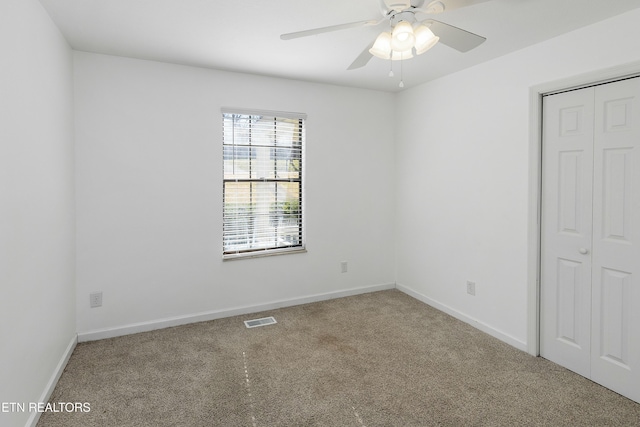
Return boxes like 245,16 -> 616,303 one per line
38,290 -> 640,426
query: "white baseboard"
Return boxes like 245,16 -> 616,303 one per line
396,283 -> 527,352
26,334 -> 77,427
78,283 -> 396,342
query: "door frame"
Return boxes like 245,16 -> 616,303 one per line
526,61 -> 640,356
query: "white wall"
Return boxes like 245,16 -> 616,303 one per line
74,52 -> 396,336
395,8 -> 640,349
0,0 -> 76,426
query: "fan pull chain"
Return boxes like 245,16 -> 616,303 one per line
388,21 -> 395,78
399,55 -> 404,88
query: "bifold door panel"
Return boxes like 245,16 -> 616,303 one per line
541,77 -> 640,403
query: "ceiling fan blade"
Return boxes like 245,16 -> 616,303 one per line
414,0 -> 490,15
423,19 -> 486,52
347,41 -> 375,70
281,19 -> 379,40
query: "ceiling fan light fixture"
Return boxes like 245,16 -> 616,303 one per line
369,31 -> 392,59
391,21 -> 415,52
414,24 -> 439,55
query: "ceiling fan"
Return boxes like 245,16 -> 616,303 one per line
280,0 -> 488,70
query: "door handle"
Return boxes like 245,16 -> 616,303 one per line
579,248 -> 589,255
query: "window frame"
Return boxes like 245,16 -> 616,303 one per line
221,108 -> 306,260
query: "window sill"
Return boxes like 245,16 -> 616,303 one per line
223,247 -> 307,261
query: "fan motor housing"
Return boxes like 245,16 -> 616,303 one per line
383,0 -> 428,13
383,0 -> 412,12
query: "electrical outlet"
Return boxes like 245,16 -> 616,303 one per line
340,261 -> 348,273
466,281 -> 476,296
90,292 -> 102,308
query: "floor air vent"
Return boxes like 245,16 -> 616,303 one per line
244,316 -> 277,328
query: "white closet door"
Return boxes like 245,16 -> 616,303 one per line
541,86 -> 595,379
591,78 -> 640,402
541,77 -> 640,404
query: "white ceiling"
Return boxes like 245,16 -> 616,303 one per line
38,0 -> 640,92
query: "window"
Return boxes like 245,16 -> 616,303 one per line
222,109 -> 305,258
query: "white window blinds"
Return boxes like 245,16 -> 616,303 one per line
222,109 -> 305,257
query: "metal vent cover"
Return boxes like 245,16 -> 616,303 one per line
244,316 -> 277,328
